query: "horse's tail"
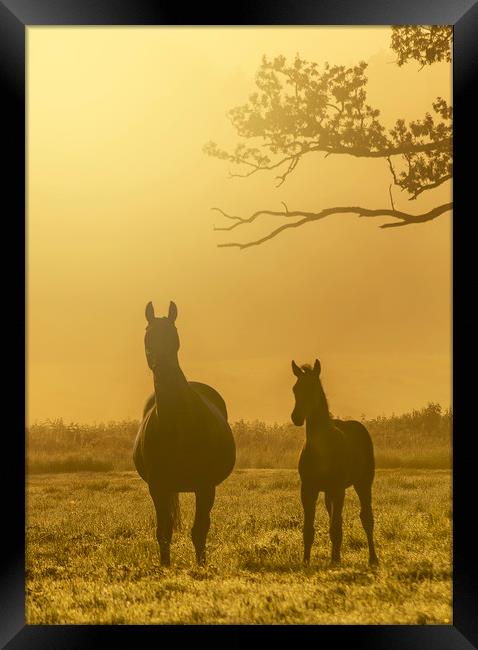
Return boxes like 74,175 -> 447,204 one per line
171,493 -> 182,531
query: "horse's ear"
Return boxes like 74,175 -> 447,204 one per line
168,301 -> 178,323
292,360 -> 302,378
145,301 -> 155,323
313,359 -> 321,376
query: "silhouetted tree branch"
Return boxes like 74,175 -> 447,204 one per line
205,26 -> 452,249
213,202 -> 452,249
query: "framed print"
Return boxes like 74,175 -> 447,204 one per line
1,0 -> 476,646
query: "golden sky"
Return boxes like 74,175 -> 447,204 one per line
27,27 -> 452,424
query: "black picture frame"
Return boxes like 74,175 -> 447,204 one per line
2,0 -> 475,646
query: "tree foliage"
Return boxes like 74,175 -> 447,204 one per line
204,26 -> 452,249
391,25 -> 452,67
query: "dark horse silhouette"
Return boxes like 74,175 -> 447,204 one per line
291,359 -> 378,567
133,301 -> 236,565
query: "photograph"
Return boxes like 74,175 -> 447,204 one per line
25,25 -> 452,625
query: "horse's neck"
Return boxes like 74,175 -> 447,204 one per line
305,382 -> 332,440
305,403 -> 331,442
153,356 -> 192,411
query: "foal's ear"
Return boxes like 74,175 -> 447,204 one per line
292,360 -> 302,378
145,301 -> 155,324
168,301 -> 178,323
313,359 -> 321,376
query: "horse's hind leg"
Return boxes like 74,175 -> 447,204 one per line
354,480 -> 379,567
329,489 -> 345,566
192,485 -> 215,565
301,482 -> 319,565
149,486 -> 174,566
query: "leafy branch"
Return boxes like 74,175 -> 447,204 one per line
205,26 -> 452,249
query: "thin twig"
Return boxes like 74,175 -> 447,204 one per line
388,184 -> 395,211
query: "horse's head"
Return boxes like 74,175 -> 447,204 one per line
144,301 -> 180,370
290,359 -> 322,426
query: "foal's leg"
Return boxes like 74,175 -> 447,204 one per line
149,487 -> 174,566
355,481 -> 379,567
192,485 -> 215,565
301,483 -> 319,565
324,492 -> 332,518
329,489 -> 345,566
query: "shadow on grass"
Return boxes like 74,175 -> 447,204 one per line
392,562 -> 451,582
237,555 -> 378,579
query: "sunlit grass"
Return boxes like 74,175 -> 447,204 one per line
26,468 -> 452,624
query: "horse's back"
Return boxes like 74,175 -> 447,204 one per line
333,418 -> 373,448
189,382 -> 228,420
333,418 -> 375,481
142,382 -> 228,420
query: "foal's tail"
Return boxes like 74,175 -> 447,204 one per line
171,493 -> 182,531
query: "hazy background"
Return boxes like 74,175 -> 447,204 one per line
27,27 -> 451,424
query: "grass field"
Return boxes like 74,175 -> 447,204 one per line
26,468 -> 452,625
27,403 -> 452,474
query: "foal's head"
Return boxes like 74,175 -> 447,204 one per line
291,359 -> 329,426
144,301 -> 180,370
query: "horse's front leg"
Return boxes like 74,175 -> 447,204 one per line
192,485 -> 215,565
301,482 -> 319,565
149,486 -> 174,566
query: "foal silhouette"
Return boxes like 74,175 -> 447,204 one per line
133,301 -> 235,565
291,359 -> 378,567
